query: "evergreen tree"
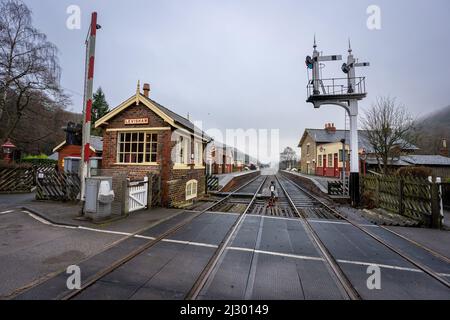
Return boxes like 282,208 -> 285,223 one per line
91,87 -> 109,136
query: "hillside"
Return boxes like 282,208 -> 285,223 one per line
11,106 -> 82,156
416,105 -> 450,154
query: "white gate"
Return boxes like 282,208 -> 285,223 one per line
128,176 -> 148,213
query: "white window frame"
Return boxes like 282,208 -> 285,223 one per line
174,133 -> 190,165
186,179 -> 198,200
116,132 -> 158,165
194,141 -> 203,165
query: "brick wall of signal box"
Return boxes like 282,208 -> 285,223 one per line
101,102 -> 206,208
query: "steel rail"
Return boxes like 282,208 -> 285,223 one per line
7,210 -> 186,300
282,172 -> 450,289
185,176 -> 268,300
275,175 -> 361,300
378,225 -> 450,264
60,174 -> 265,300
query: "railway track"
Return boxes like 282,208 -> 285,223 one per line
12,174 -> 266,300
59,175 -> 267,300
276,174 -> 361,300
182,173 -> 449,300
278,172 -> 450,292
184,174 -> 361,300
245,177 -> 338,219
186,176 -> 268,299
13,172 -> 449,300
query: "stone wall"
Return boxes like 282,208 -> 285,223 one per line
300,134 -> 317,175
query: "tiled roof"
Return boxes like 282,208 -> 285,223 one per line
365,155 -> 450,167
303,129 -> 374,152
301,129 -> 418,152
53,135 -> 103,152
90,135 -> 103,152
402,155 -> 450,166
144,96 -> 210,140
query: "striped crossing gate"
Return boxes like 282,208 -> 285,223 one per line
206,175 -> 219,192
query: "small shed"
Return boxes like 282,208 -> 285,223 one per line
52,136 -> 103,171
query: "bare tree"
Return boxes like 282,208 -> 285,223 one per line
361,96 -> 417,174
280,146 -> 297,170
0,0 -> 62,141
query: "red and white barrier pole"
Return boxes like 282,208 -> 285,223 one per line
80,12 -> 98,206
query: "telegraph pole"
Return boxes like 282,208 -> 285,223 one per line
80,12 -> 100,211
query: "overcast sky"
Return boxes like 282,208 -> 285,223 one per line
22,0 -> 450,162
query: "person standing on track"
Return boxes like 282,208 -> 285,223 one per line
267,181 -> 277,208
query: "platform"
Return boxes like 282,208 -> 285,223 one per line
216,171 -> 260,190
283,170 -> 329,194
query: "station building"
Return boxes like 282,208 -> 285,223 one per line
299,123 -> 378,177
205,141 -> 257,175
298,123 -> 419,178
94,83 -> 210,208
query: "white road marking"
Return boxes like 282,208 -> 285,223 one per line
134,235 -> 156,240
308,219 -> 378,228
207,211 -> 240,216
228,246 -> 325,262
0,210 -> 14,215
336,259 -> 450,278
164,239 -> 218,248
26,212 -> 54,226
135,235 -> 219,248
25,211 -> 78,229
228,246 -> 450,277
246,214 -> 378,228
78,226 -> 132,236
337,259 -> 422,273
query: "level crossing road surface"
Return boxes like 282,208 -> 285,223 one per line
7,173 -> 450,300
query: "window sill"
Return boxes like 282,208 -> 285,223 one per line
186,194 -> 198,201
173,164 -> 190,170
114,162 -> 159,166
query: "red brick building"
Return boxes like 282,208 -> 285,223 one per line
95,83 -> 210,208
53,136 -> 102,171
206,141 -> 234,174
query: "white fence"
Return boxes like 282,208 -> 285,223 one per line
127,176 -> 148,213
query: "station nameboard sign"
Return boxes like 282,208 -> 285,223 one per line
124,118 -> 149,125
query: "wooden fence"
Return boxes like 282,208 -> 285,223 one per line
442,183 -> 450,210
361,175 -> 442,227
0,167 -> 35,193
35,170 -> 80,201
149,174 -> 161,207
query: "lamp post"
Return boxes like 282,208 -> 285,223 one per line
1,139 -> 16,164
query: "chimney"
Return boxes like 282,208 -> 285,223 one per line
440,138 -> 449,157
143,83 -> 150,98
325,123 -> 336,133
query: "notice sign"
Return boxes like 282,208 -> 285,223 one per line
124,118 -> 149,125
